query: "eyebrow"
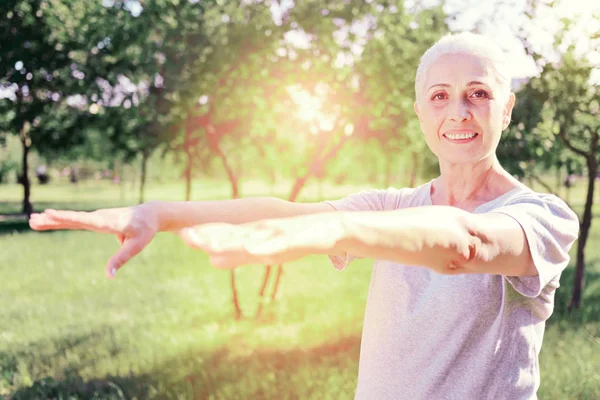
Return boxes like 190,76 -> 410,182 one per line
427,81 -> 488,91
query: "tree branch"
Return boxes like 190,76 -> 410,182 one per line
530,174 -> 556,195
559,128 -> 590,157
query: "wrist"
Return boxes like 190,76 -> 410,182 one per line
334,211 -> 358,254
140,201 -> 168,232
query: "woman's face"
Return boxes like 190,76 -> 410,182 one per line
414,53 -> 515,166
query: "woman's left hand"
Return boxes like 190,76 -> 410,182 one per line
179,212 -> 347,269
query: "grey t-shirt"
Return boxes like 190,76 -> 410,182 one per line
324,180 -> 579,400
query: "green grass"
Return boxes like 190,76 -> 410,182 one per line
1,177 -> 599,399
0,230 -> 370,399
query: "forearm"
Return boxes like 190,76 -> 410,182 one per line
334,206 -> 534,276
336,206 -> 473,273
148,197 -> 330,233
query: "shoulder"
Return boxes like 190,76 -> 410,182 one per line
490,188 -> 580,241
324,180 -> 433,212
503,188 -> 577,219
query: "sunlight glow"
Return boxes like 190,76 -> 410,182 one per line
288,86 -> 322,122
287,84 -> 337,134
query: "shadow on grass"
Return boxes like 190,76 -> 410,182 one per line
0,205 -> 121,236
1,326 -> 157,399
3,321 -> 361,399
0,220 -> 36,236
0,200 -> 133,216
142,333 -> 361,399
0,199 -> 137,236
9,371 -> 156,400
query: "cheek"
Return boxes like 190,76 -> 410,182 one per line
475,104 -> 502,129
420,105 -> 444,133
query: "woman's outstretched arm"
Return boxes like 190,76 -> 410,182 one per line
148,198 -> 334,232
183,205 -> 538,278
29,197 -> 335,278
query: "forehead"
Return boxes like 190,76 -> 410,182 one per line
422,53 -> 495,90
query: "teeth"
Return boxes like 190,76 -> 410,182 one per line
446,133 -> 477,140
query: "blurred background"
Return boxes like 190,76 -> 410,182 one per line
1,0 -> 599,398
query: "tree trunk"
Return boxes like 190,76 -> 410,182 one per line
139,150 -> 149,204
221,160 -> 241,318
264,168 -> 319,303
289,175 -> 308,203
205,133 -> 244,319
265,136 -> 350,307
569,156 -> 597,310
230,269 -> 243,320
206,137 -> 245,319
271,265 -> 284,301
255,264 -> 273,319
218,152 -> 239,199
21,136 -> 33,218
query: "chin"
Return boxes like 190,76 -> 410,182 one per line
440,152 -> 491,166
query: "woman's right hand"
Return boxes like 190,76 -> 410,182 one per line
29,203 -> 161,279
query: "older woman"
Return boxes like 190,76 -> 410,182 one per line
30,32 -> 579,399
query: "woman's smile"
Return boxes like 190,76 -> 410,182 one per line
443,130 -> 479,143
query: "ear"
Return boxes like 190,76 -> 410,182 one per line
414,101 -> 422,123
502,93 -> 516,131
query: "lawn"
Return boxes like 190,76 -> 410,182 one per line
1,178 -> 599,399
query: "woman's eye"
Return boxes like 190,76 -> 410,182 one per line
471,90 -> 489,98
431,93 -> 447,100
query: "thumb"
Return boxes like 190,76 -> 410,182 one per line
106,232 -> 153,279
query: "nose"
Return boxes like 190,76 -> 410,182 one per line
448,98 -> 472,122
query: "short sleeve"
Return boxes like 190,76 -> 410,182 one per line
323,187 -> 410,271
490,194 -> 579,298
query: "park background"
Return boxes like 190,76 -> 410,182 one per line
1,0 -> 599,398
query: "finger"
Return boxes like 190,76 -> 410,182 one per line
29,211 -> 93,231
29,213 -> 73,230
43,209 -> 117,233
105,233 -> 153,279
45,209 -> 103,227
29,216 -> 93,231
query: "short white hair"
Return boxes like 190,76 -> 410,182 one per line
415,32 -> 512,101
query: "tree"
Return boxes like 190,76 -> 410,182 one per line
0,0 -> 148,216
161,1 -> 287,319
506,49 -> 599,309
257,1 -> 450,306
542,54 -> 598,310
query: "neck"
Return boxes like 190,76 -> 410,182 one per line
434,155 -> 509,205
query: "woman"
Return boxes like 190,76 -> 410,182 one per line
30,32 -> 579,399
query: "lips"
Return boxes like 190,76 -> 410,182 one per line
443,132 -> 479,143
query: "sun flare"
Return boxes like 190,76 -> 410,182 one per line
286,84 -> 337,133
